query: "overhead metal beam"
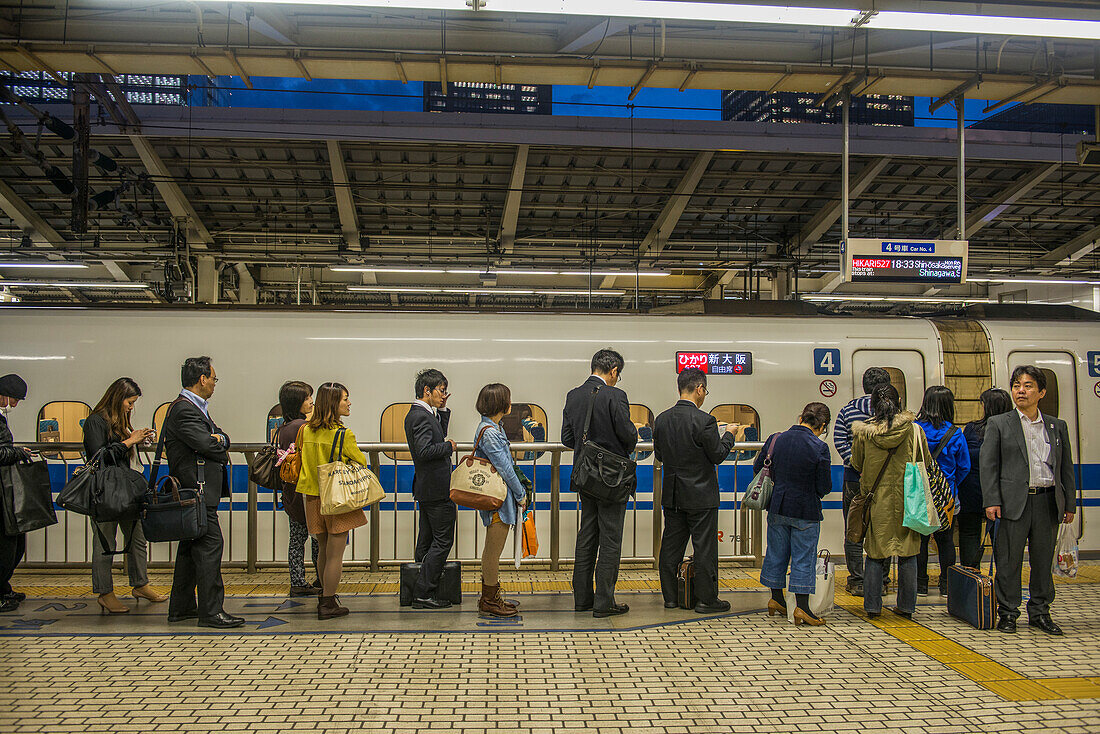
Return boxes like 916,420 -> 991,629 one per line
1037,222 -> 1100,267
214,5 -> 296,46
640,150 -> 714,257
498,145 -> 528,255
101,260 -> 131,281
326,140 -> 361,252
939,162 -> 1059,240
795,157 -> 891,254
129,135 -> 213,246
558,19 -> 630,54
0,179 -> 62,248
929,75 -> 980,114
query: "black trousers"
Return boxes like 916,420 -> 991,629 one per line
169,506 -> 226,619
995,491 -> 1058,621
918,524 -> 957,589
573,493 -> 628,611
0,531 -> 25,596
658,507 -> 719,606
957,512 -> 987,569
413,499 -> 456,599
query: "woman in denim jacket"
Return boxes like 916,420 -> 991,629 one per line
472,383 -> 530,618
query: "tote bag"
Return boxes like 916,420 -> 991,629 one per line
784,550 -> 835,622
902,425 -> 942,535
318,428 -> 384,515
0,457 -> 57,534
449,426 -> 509,512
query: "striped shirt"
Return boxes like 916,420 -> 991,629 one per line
834,394 -> 872,481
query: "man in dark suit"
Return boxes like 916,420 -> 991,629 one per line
653,368 -> 736,614
405,368 -> 457,609
982,364 -> 1076,636
562,348 -> 638,618
0,373 -> 31,613
163,356 -> 243,628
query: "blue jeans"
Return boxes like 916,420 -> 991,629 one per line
759,513 -> 821,594
864,555 -> 917,614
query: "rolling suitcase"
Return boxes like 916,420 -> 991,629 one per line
676,558 -> 696,610
399,561 -> 462,606
946,527 -> 996,630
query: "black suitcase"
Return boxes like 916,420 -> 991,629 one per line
400,561 -> 462,606
946,563 -> 996,630
677,558 -> 696,610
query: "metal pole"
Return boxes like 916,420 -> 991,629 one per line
652,458 -> 662,570
245,452 -> 258,574
369,450 -> 382,571
841,91 -> 850,270
957,98 -> 966,240
550,450 -> 561,571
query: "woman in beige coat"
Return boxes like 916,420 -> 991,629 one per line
851,384 -> 934,619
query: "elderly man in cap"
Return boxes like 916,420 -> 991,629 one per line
0,373 -> 31,612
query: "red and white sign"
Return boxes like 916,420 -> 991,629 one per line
677,352 -> 709,371
819,379 -> 837,398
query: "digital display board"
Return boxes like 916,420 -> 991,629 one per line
676,352 -> 753,375
849,255 -> 964,284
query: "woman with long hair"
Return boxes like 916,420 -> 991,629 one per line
915,386 -> 971,596
82,377 -> 168,614
851,384 -> 935,619
276,381 -> 321,597
295,382 -> 369,619
957,388 -> 1013,567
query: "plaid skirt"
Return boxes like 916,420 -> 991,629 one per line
304,495 -> 367,534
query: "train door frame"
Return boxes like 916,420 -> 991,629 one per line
851,349 -> 928,413
1006,349 -> 1084,536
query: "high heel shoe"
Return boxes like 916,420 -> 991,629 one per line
132,585 -> 169,603
792,607 -> 827,626
98,593 -> 130,614
767,599 -> 787,617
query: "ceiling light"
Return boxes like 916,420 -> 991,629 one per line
348,285 -> 626,296
0,262 -> 89,269
217,1 -> 1100,41
558,270 -> 669,277
1,280 -> 151,289
331,266 -> 446,274
968,278 -> 1100,286
803,294 -> 994,304
535,289 -> 625,296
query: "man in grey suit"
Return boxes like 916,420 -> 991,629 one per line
981,365 -> 1076,635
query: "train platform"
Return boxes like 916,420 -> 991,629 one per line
2,565 -> 1100,733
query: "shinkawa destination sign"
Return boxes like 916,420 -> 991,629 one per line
844,238 -> 968,285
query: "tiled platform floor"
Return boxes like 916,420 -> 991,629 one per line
2,564 -> 1098,734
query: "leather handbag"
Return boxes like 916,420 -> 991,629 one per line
59,447 -> 147,523
248,431 -> 281,490
571,386 -> 636,504
0,456 -> 57,535
449,426 -> 509,511
140,398 -> 208,542
278,425 -> 305,483
946,525 -> 997,629
318,428 -> 384,515
845,443 -> 900,545
741,435 -> 777,511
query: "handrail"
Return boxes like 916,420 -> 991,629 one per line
16,440 -> 766,572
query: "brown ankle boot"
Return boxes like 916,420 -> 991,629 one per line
318,595 -> 349,620
478,583 -> 517,618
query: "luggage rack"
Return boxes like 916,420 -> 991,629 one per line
17,440 -> 766,572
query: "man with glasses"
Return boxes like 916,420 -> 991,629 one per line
405,369 -> 458,608
653,368 -> 737,613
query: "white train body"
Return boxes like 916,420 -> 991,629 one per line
1,308 -> 1095,566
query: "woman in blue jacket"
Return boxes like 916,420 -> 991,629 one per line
755,402 -> 832,626
914,385 -> 971,596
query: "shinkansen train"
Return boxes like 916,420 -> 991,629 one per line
0,306 -> 1095,567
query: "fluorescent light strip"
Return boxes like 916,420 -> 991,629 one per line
330,267 -> 446,274
0,262 -> 89,269
348,285 -> 625,295
969,278 -> 1100,286
209,1 -> 1100,41
1,280 -> 151,289
803,294 -> 994,304
332,266 -> 668,276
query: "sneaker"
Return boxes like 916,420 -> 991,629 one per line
845,582 -> 864,597
917,581 -> 929,597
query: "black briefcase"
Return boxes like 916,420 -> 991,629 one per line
141,476 -> 207,543
677,557 -> 696,610
399,561 -> 462,606
946,527 -> 997,630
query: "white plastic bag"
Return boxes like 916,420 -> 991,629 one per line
785,550 -> 835,622
1053,524 -> 1079,579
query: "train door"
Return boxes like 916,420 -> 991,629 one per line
851,349 -> 927,412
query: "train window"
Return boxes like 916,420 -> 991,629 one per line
709,404 -> 760,460
37,401 -> 91,460
630,405 -> 654,461
501,403 -> 548,461
380,403 -> 414,461
1038,369 -> 1059,417
267,404 -> 283,442
152,401 -> 172,433
884,367 -> 907,409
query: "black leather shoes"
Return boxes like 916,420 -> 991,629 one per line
889,606 -> 912,619
1028,614 -> 1063,636
411,597 -> 452,609
2,591 -> 26,603
695,599 -> 731,614
575,604 -> 593,612
593,603 -> 629,618
167,611 -> 199,623
996,615 -> 1017,633
664,601 -> 680,609
198,612 -> 245,628
0,598 -> 19,613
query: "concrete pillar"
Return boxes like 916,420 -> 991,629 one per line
235,263 -> 257,305
196,255 -> 218,304
770,269 -> 791,301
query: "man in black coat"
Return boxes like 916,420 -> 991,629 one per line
0,373 -> 31,613
653,368 -> 736,613
404,368 -> 457,608
162,356 -> 243,628
562,349 -> 638,618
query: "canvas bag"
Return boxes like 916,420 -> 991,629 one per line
449,426 -> 509,512
318,428 -> 384,515
785,550 -> 835,622
903,425 -> 942,535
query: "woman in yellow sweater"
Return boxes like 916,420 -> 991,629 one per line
297,382 -> 369,619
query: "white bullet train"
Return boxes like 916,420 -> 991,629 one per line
1,305 -> 1095,568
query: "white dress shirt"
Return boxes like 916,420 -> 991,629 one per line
1017,408 -> 1054,487
413,399 -> 437,418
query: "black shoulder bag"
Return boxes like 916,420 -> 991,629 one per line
571,386 -> 637,504
141,398 -> 209,542
57,445 -> 148,556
